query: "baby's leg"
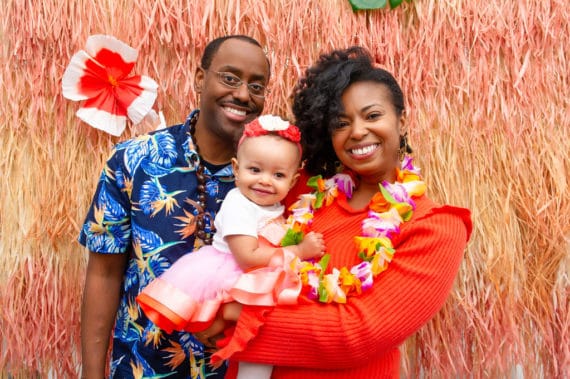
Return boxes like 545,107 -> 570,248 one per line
237,362 -> 273,379
223,301 -> 243,322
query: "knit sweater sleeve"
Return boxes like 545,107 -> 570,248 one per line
231,200 -> 472,369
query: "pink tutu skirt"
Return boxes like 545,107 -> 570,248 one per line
137,244 -> 302,333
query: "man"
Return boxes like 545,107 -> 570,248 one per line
79,35 -> 271,378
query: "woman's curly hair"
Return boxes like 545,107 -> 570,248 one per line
292,46 -> 405,178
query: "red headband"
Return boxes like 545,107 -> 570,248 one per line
238,115 -> 302,154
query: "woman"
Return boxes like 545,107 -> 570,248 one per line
206,46 -> 472,378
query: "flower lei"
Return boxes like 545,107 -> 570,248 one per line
281,156 -> 426,303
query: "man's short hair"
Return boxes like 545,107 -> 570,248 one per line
201,35 -> 263,70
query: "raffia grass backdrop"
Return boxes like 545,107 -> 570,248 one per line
0,0 -> 568,377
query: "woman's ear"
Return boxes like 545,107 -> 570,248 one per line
398,110 -> 407,135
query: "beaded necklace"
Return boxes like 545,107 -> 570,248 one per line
282,156 -> 426,303
187,111 -> 234,246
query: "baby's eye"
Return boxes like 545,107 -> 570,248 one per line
274,172 -> 286,179
249,166 -> 260,173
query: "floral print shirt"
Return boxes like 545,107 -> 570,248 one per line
79,110 -> 233,378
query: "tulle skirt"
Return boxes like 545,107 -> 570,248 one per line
137,244 -> 302,333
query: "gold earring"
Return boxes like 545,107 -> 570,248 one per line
399,133 -> 412,161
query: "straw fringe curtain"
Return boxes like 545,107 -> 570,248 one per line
1,0 -> 568,377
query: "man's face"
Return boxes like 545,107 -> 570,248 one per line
195,39 -> 270,145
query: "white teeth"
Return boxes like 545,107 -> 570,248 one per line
351,145 -> 377,156
225,107 -> 246,116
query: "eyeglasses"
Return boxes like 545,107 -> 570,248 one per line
212,71 -> 269,98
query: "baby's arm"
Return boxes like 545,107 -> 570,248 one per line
227,232 -> 325,271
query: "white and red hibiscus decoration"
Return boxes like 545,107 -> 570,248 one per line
62,35 -> 159,136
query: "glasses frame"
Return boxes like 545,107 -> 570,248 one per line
209,70 -> 269,99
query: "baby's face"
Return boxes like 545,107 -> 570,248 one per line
232,135 -> 301,207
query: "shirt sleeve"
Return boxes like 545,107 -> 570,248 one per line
231,205 -> 472,369
216,190 -> 259,238
78,147 -> 132,254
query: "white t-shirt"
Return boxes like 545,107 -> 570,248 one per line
212,188 -> 285,253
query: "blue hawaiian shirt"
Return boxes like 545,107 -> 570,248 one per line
79,110 -> 233,378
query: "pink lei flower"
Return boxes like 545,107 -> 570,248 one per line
62,35 -> 159,136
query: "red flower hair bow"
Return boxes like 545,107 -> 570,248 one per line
62,35 -> 159,136
242,115 -> 301,144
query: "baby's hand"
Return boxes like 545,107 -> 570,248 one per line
296,232 -> 325,260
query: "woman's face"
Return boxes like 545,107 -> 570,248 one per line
331,81 -> 405,185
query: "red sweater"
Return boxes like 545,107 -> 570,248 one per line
225,190 -> 472,378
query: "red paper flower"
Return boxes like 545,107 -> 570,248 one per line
62,35 -> 158,136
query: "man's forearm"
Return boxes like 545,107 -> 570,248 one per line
80,252 -> 127,378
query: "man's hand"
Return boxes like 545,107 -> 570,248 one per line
194,302 -> 244,347
194,311 -> 229,347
